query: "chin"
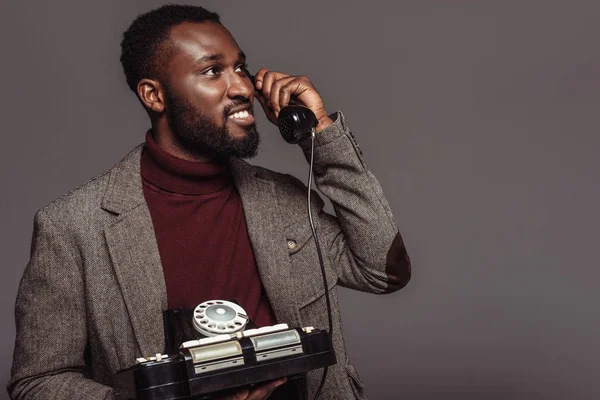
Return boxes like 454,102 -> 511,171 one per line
225,123 -> 250,137
229,124 -> 258,139
228,130 -> 248,139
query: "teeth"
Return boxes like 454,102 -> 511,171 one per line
229,110 -> 249,119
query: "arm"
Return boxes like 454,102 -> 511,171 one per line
253,68 -> 411,294
8,210 -> 114,400
299,111 -> 411,293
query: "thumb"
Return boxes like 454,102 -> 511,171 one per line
231,387 -> 249,400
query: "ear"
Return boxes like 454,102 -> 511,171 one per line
137,79 -> 165,113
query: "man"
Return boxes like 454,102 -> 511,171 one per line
8,4 -> 411,400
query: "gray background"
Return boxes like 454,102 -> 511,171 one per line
1,1 -> 599,399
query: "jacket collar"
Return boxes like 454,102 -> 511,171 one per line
101,144 -> 147,215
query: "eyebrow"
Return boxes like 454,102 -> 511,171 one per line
195,51 -> 246,65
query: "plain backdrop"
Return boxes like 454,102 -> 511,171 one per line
1,1 -> 599,399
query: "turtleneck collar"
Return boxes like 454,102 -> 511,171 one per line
141,130 -> 232,195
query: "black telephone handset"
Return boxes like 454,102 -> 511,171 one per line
247,71 -> 318,144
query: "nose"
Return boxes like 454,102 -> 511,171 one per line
226,71 -> 253,100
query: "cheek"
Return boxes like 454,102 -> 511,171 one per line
189,78 -> 225,101
192,84 -> 222,101
192,83 -> 228,120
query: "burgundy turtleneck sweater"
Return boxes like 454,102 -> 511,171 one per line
140,131 -> 277,327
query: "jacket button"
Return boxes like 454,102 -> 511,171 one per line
287,240 -> 297,250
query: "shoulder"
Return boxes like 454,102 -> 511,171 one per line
233,159 -> 308,194
234,160 -> 325,211
257,165 -> 305,191
36,144 -> 144,228
36,170 -> 111,227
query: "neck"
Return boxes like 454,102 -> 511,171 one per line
151,118 -> 215,163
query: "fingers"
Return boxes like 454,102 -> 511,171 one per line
253,70 -> 288,124
258,69 -> 290,110
218,387 -> 249,400
253,67 -> 328,128
245,378 -> 287,400
270,76 -> 296,115
253,67 -> 276,91
217,377 -> 287,400
254,90 -> 278,126
255,69 -> 313,114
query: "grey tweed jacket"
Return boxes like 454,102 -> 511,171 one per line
8,112 -> 410,400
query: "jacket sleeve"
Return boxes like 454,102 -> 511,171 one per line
7,210 -> 114,400
298,111 -> 411,294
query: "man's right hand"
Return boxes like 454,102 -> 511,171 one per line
222,378 -> 287,400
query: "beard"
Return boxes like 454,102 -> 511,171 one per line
163,87 -> 260,160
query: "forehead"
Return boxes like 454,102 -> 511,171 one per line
166,21 -> 241,66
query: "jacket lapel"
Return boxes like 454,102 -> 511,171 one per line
230,159 -> 302,327
102,145 -> 167,357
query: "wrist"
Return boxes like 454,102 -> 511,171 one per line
316,115 -> 334,132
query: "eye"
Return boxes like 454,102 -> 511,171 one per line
235,63 -> 249,73
203,66 -> 222,76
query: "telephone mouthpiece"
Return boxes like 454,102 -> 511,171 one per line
278,105 -> 318,144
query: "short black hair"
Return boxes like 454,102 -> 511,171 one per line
120,4 -> 221,93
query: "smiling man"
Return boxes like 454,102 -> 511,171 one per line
8,4 -> 411,400
143,21 -> 262,162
